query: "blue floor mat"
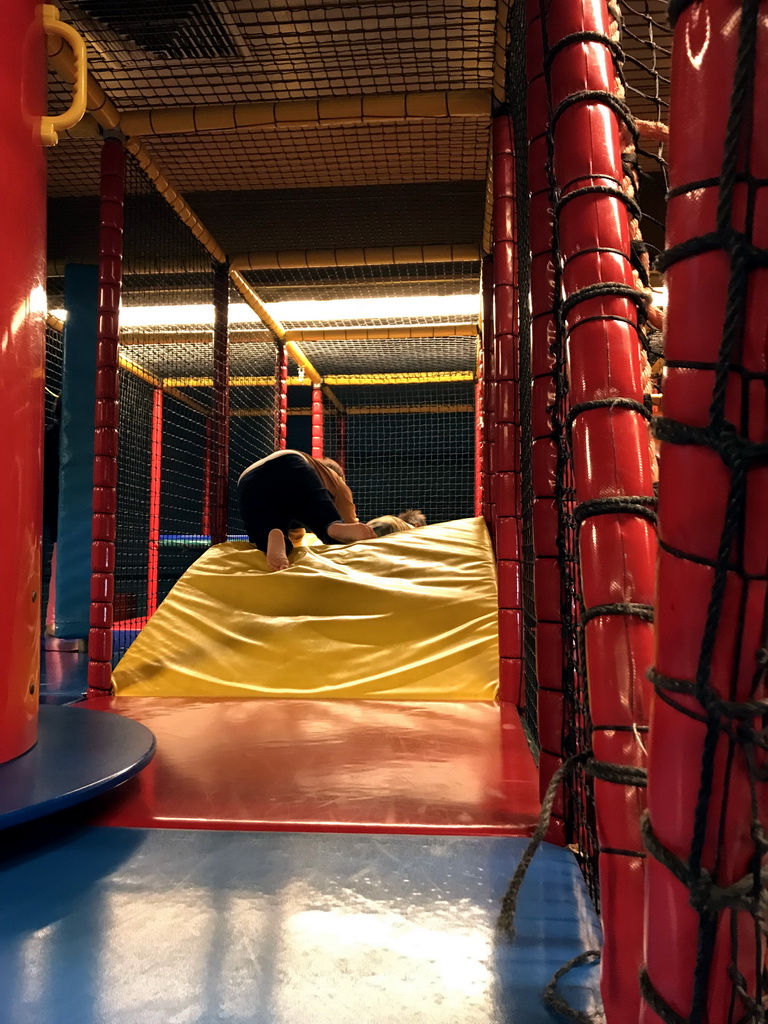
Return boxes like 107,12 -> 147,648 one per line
0,825 -> 602,1024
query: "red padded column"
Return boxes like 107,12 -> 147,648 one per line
525,0 -> 566,841
88,138 -> 125,695
474,335 -> 483,518
493,113 -> 522,704
481,255 -> 494,528
275,343 -> 288,450
0,0 -> 46,760
311,382 -> 324,459
146,387 -> 162,618
543,1 -> 657,1017
642,2 -> 768,1021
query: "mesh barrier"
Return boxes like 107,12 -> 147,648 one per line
227,327 -> 279,538
641,1 -> 768,1020
144,122 -> 490,193
282,338 -> 478,525
241,261 -> 481,303
112,152 -> 224,663
42,322 -> 64,617
58,1 -> 499,106
330,381 -> 475,525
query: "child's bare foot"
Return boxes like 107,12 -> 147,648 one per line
327,521 -> 376,543
266,529 -> 290,571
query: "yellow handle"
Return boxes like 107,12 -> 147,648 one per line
41,4 -> 88,147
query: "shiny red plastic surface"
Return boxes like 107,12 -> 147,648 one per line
492,114 -> 523,704
525,0 -> 567,836
642,3 -> 768,1021
276,343 -> 288,449
0,0 -> 46,762
311,381 -> 324,458
540,1 -> 658,1018
85,697 -> 540,835
88,140 -> 124,694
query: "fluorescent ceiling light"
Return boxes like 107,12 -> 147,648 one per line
49,293 -> 478,329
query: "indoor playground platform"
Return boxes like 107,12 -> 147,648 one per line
3,521 -> 603,1023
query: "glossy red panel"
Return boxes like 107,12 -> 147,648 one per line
85,697 -> 540,836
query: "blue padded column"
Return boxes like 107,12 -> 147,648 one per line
54,265 -> 98,640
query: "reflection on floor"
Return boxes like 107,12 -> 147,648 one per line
0,825 -> 601,1024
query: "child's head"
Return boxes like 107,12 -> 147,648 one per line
366,515 -> 414,538
398,509 -> 427,528
321,457 -> 345,480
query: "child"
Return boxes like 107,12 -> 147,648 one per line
237,450 -> 375,571
367,515 -> 414,537
398,509 -> 427,528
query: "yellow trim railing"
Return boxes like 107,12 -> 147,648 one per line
41,4 -> 88,146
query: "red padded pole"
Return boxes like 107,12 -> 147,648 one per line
542,2 -> 657,1017
474,334 -> 483,518
0,0 -> 45,760
88,138 -> 124,695
146,387 -> 162,618
480,255 -> 494,525
642,3 -> 768,1021
275,343 -> 288,450
311,382 -> 324,459
493,113 -> 522,705
210,262 -> 229,546
525,0 -> 567,842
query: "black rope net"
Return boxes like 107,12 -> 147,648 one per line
288,338 -> 478,527
57,1 -> 497,105
499,5 -> 672,1009
639,0 -> 768,1020
113,153 -> 223,663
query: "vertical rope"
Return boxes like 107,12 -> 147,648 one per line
88,137 -> 124,694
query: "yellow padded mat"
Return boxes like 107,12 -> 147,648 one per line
113,517 -> 499,700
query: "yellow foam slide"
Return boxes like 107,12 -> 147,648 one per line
113,517 -> 499,700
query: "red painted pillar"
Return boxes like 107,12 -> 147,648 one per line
88,138 -> 125,695
481,256 -> 494,529
275,343 -> 288,450
0,0 -> 46,759
474,335 -> 483,519
543,2 -> 656,1017
525,0 -> 567,842
146,387 -> 162,618
202,417 -> 211,536
492,113 -> 522,705
642,2 -> 768,1021
311,383 -> 324,459
210,262 -> 229,545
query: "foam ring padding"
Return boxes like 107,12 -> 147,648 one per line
0,705 -> 155,828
